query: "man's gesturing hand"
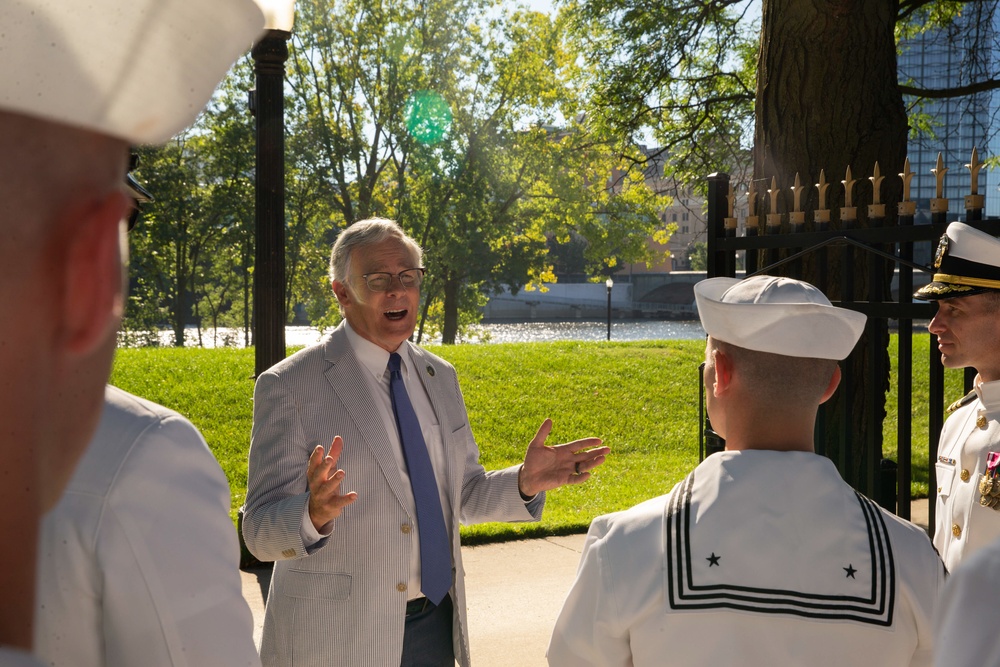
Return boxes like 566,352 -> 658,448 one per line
307,436 -> 358,532
518,419 -> 609,498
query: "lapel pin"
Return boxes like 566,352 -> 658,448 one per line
426,365 -> 435,377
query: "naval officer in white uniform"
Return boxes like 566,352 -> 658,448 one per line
914,221 -> 1000,572
548,275 -> 944,667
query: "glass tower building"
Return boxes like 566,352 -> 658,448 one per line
897,4 -> 1000,241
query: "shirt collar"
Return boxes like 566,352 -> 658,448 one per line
343,320 -> 413,380
977,377 -> 1000,415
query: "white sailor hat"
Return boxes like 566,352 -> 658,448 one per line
694,276 -> 867,360
0,0 -> 265,145
914,222 -> 1000,300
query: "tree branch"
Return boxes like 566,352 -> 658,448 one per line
899,77 -> 1000,99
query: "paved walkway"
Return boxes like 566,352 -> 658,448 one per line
241,499 -> 931,666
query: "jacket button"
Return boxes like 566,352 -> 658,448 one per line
961,469 -> 971,482
401,523 -> 412,534
952,524 -> 962,538
396,583 -> 407,593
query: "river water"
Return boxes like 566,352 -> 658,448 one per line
142,320 -> 707,349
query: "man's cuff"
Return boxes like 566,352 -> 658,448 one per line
517,464 -> 537,503
300,502 -> 334,546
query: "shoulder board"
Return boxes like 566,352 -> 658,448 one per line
946,389 -> 979,414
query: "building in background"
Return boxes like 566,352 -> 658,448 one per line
898,4 -> 1000,263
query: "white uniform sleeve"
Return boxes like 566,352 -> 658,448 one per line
547,520 -> 631,667
98,415 -> 260,667
934,543 -> 1000,667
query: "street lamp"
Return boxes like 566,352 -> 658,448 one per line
606,277 -> 614,341
251,0 -> 296,379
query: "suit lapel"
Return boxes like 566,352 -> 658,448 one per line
322,325 -> 407,509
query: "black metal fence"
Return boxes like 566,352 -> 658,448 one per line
700,153 -> 1000,535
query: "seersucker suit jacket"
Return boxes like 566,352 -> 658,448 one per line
242,323 -> 544,667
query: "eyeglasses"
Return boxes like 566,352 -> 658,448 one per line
356,268 -> 426,292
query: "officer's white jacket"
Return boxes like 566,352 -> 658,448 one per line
33,386 -> 259,667
933,378 -> 1000,572
934,533 -> 1000,667
548,450 -> 944,667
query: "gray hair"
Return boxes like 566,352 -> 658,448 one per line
328,218 -> 423,284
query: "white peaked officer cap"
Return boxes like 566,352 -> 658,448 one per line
694,276 -> 867,360
0,0 -> 265,145
914,221 -> 1000,300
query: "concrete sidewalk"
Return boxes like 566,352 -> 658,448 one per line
241,499 -> 931,666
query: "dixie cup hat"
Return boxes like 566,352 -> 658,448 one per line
914,221 -> 1000,300
694,276 -> 867,361
0,0 -> 265,145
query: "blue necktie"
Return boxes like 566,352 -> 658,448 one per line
388,352 -> 452,605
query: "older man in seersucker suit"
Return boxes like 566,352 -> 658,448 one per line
242,218 -> 609,667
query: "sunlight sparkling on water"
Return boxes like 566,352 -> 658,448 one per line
136,320 -> 706,349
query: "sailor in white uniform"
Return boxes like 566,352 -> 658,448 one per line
548,275 -> 944,667
913,221 -> 1000,572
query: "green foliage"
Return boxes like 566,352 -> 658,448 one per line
687,241 -> 708,271
564,0 -> 996,197
117,0 -> 679,346
128,60 -> 257,346
283,0 -> 672,343
896,0 -> 966,41
562,0 -> 756,192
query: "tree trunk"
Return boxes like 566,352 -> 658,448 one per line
755,0 -> 906,497
173,240 -> 186,347
441,277 -> 460,345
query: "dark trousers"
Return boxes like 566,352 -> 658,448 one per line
401,594 -> 455,667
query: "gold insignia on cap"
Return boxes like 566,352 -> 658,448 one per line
920,283 -> 974,295
934,234 -> 949,269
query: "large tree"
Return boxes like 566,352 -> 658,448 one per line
563,0 -> 1000,494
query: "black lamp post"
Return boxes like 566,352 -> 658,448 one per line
241,3 -> 295,568
250,1 -> 295,379
605,277 -> 613,341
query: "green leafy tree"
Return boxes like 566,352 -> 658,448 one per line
128,61 -> 257,347
687,242 -> 708,271
285,0 -> 672,343
563,0 -> 1000,493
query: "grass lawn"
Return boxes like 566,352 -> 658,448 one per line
110,334 -> 962,544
